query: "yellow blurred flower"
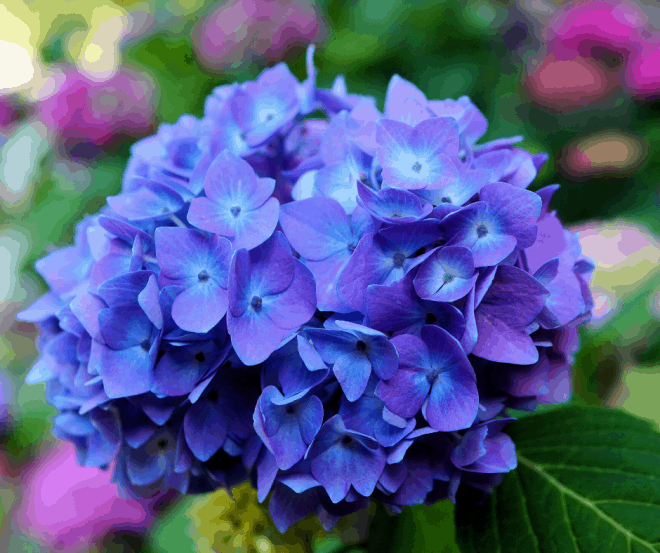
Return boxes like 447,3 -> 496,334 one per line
189,483 -> 324,553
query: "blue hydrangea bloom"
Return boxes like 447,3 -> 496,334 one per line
19,50 -> 593,533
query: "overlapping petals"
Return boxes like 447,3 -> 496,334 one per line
20,52 -> 591,532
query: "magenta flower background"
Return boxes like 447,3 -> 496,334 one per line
14,443 -> 153,551
193,0 -> 324,68
39,67 -> 155,147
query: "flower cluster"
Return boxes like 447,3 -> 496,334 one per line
19,48 -> 593,532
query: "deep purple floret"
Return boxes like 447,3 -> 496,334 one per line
302,320 -> 398,401
336,219 -> 440,313
226,232 -> 316,365
306,415 -> 386,503
279,196 -> 375,312
254,386 -> 323,470
376,325 -> 479,431
441,182 -> 541,267
364,269 -> 466,340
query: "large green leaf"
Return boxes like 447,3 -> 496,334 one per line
456,406 -> 660,553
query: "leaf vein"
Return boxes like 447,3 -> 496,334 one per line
511,468 -> 541,553
518,454 -> 658,551
514,430 -> 656,445
559,487 -> 582,553
537,463 -> 660,481
521,444 -> 660,456
593,499 -> 660,508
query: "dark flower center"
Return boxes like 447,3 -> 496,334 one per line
355,340 -> 367,353
348,242 -> 356,253
285,405 -> 296,415
207,390 -> 219,402
195,352 -> 206,363
266,113 -> 274,122
476,223 -> 488,238
157,438 -> 169,450
140,340 -> 151,351
393,253 -> 406,267
441,197 -> 452,204
251,296 -> 263,312
425,312 -> 437,324
443,273 -> 455,284
426,367 -> 441,384
341,435 -> 353,446
198,270 -> 210,281
411,161 -> 422,173
230,206 -> 241,218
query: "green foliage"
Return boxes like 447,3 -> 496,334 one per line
389,500 -> 459,553
123,35 -> 220,124
456,406 -> 660,553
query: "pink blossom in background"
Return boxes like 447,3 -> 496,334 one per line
537,0 -> 660,100
193,0 -> 324,68
525,53 -> 617,111
39,67 -> 155,148
625,35 -> 660,97
0,95 -> 31,132
0,96 -> 15,128
546,0 -> 647,62
15,442 -> 153,552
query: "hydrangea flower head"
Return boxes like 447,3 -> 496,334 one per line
20,49 -> 593,534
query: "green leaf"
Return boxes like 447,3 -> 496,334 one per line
456,406 -> 660,553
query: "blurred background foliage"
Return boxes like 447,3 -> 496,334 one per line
1,0 -> 659,551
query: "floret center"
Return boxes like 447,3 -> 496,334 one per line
411,161 -> 422,173
355,340 -> 367,353
251,296 -> 263,312
195,352 -> 206,363
425,313 -> 437,324
426,367 -> 441,384
348,242 -> 357,253
341,435 -> 353,446
230,206 -> 241,218
476,223 -> 488,238
393,253 -> 406,267
441,197 -> 452,204
140,340 -> 151,351
198,270 -> 210,281
207,390 -> 219,402
443,272 -> 455,284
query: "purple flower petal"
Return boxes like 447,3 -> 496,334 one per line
279,196 -> 353,261
183,399 -> 228,461
357,182 -> 433,224
333,351 -> 372,402
413,246 -> 477,302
